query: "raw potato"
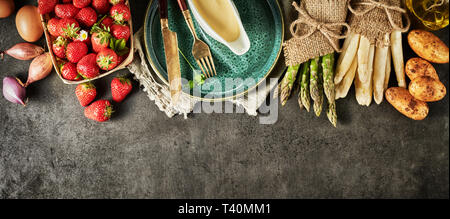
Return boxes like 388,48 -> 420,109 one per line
405,58 -> 439,81
391,31 -> 406,88
386,87 -> 429,120
408,29 -> 449,64
409,76 -> 447,102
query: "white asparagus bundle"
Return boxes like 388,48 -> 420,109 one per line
373,34 -> 391,104
335,31 -> 405,106
391,30 -> 406,88
355,44 -> 375,106
384,47 -> 392,91
373,46 -> 389,104
335,33 -> 360,84
335,56 -> 357,99
357,36 -> 371,83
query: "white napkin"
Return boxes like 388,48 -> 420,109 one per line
127,28 -> 285,118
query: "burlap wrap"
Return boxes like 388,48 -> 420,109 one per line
283,0 -> 350,66
348,0 -> 410,47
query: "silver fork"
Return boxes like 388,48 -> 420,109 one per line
177,0 -> 217,78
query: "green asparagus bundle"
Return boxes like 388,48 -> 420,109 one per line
310,57 -> 323,117
298,60 -> 311,112
280,65 -> 301,106
321,53 -> 337,127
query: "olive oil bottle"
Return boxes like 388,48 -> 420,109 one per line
405,0 -> 449,30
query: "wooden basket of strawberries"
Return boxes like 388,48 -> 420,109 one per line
39,0 -> 134,85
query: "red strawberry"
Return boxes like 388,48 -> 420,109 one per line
52,36 -> 69,59
77,54 -> 100,79
91,31 -> 111,53
55,4 -> 80,18
60,62 -> 81,81
76,82 -> 97,107
75,7 -> 97,27
110,3 -> 130,23
38,0 -> 57,15
109,0 -> 124,5
111,76 -> 132,103
111,24 -> 130,41
84,100 -> 113,122
73,0 -> 91,9
66,42 -> 88,63
96,48 -> 118,71
59,18 -> 80,38
101,17 -> 114,30
92,0 -> 110,14
47,18 -> 61,37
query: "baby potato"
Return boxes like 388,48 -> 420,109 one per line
406,58 -> 439,81
386,87 -> 429,120
408,30 -> 449,64
409,76 -> 447,102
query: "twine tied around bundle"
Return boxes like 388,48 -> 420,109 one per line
289,2 -> 350,52
348,0 -> 411,32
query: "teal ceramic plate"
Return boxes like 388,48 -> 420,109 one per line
144,0 -> 284,101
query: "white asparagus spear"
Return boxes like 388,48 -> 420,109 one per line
391,31 -> 406,88
357,36 -> 371,83
335,33 -> 361,84
373,45 -> 389,105
355,44 -> 375,106
335,56 -> 357,99
384,47 -> 392,91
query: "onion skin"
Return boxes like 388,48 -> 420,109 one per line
3,77 -> 26,106
1,43 -> 44,60
25,52 -> 53,87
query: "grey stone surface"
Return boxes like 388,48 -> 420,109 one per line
0,0 -> 448,199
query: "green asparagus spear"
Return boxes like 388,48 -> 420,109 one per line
280,64 -> 300,106
327,102 -> 337,127
322,53 -> 337,127
310,57 -> 323,117
298,60 -> 311,111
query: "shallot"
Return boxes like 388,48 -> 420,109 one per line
0,43 -> 44,60
3,76 -> 26,106
25,52 -> 53,87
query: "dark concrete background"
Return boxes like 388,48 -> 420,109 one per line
0,0 -> 448,199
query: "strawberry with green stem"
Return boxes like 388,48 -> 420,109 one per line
59,18 -> 80,38
85,100 -> 113,122
111,76 -> 132,103
96,48 -> 118,71
91,16 -> 112,53
110,3 -> 130,23
60,62 -> 82,81
52,36 -> 69,59
76,82 -> 97,107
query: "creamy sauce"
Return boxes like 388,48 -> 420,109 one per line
192,0 -> 241,42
